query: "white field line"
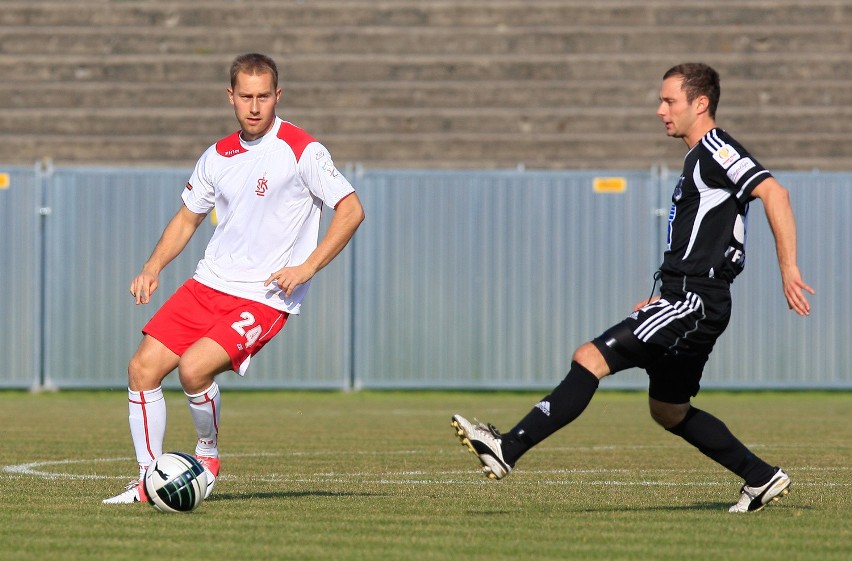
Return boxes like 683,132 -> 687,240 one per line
1,452 -> 849,486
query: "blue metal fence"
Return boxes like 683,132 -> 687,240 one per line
0,164 -> 848,390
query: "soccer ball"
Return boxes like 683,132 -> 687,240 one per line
143,452 -> 208,513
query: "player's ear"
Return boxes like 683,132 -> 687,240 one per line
227,87 -> 235,106
695,95 -> 710,115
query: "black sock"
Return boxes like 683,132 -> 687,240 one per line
666,407 -> 776,486
501,361 -> 600,466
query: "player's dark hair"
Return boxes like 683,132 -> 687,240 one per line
663,63 -> 720,119
230,53 -> 279,89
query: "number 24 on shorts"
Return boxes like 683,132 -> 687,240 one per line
231,312 -> 262,347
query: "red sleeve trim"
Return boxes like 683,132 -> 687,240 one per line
276,122 -> 316,162
215,131 -> 248,158
333,191 -> 355,210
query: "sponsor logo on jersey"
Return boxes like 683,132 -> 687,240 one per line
255,175 -> 269,197
535,400 -> 551,416
726,157 -> 756,184
185,182 -> 193,191
712,143 -> 740,169
216,132 -> 249,158
724,245 -> 745,265
321,159 -> 340,178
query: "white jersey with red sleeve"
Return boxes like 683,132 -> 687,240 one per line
181,116 -> 355,314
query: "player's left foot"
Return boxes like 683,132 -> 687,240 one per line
728,468 -> 791,513
195,455 -> 220,499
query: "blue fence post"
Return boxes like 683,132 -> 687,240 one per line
35,159 -> 57,391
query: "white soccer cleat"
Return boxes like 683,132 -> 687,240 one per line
102,479 -> 147,504
729,468 -> 791,513
451,414 -> 513,480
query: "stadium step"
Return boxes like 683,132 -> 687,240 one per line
1,0 -> 849,169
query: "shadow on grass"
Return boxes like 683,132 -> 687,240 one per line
466,502 -> 799,514
208,490 -> 383,501
580,502 -> 732,512
571,502 -> 808,513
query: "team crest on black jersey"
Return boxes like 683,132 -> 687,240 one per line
672,176 -> 684,202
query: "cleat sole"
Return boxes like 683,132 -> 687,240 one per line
453,420 -> 486,462
460,438 -> 477,456
452,420 -> 479,457
771,487 -> 790,504
753,481 -> 791,512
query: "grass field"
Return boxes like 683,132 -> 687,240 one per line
0,389 -> 849,561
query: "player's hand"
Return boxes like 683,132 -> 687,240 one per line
265,264 -> 316,298
781,266 -> 815,316
633,295 -> 660,311
130,270 -> 159,305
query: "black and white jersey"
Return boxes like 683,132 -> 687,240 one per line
661,128 -> 771,282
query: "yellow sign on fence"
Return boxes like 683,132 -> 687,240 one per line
593,177 -> 626,193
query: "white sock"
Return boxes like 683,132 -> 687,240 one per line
185,382 -> 221,458
128,387 -> 166,479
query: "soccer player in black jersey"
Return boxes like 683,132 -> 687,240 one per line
452,62 -> 815,513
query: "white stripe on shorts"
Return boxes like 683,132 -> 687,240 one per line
634,292 -> 703,342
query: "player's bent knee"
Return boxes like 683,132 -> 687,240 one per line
649,408 -> 674,428
177,361 -> 220,395
572,343 -> 610,378
127,335 -> 179,390
648,399 -> 690,429
571,343 -> 594,366
177,367 -> 207,395
127,354 -> 169,391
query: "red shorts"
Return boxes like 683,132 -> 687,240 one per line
143,279 -> 288,376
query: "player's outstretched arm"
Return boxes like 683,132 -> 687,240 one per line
751,178 -> 815,316
130,204 -> 207,304
265,193 -> 365,298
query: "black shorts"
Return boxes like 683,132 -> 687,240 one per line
591,274 -> 732,403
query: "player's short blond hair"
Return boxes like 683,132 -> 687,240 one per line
230,53 -> 279,89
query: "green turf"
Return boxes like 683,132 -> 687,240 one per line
0,390 -> 849,561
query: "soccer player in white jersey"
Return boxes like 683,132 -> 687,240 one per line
104,53 -> 364,504
452,63 -> 815,513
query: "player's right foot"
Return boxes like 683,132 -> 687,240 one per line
195,455 -> 220,499
728,468 -> 791,513
451,414 -> 513,480
102,479 -> 147,504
